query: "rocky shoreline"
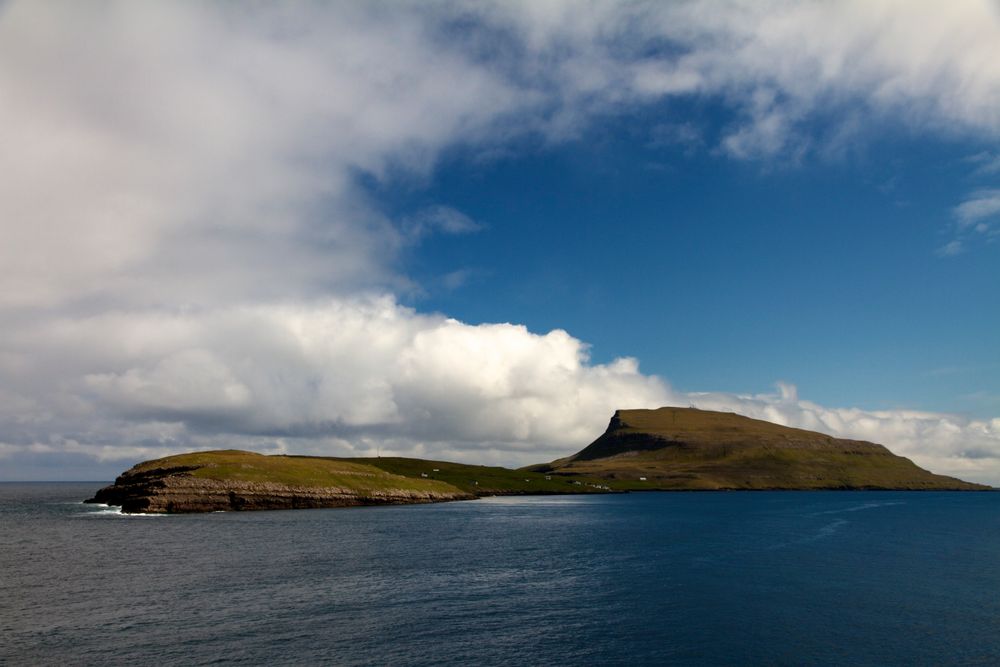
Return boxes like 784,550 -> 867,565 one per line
87,463 -> 474,514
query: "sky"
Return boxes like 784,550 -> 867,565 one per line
2,0 -> 999,483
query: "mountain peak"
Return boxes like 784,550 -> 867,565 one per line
543,407 -> 985,490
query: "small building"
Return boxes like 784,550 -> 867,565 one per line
639,477 -> 647,481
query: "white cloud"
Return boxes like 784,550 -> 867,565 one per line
0,296 -> 671,466
937,240 -> 965,257
0,2 -> 525,309
2,2 -> 1000,480
941,189 -> 1000,252
403,205 -> 485,239
955,190 -> 1000,227
3,298 -> 1000,482
6,1 -> 1000,310
967,151 -> 1000,175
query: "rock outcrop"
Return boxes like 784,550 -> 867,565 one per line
531,407 -> 988,490
87,451 -> 474,513
88,412 -> 990,514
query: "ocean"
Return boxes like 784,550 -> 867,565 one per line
2,484 -> 999,665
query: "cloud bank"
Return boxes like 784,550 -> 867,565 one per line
2,1 -> 999,481
5,296 -> 999,482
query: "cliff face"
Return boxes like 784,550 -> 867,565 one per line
87,451 -> 474,514
536,407 -> 988,490
88,411 -> 990,514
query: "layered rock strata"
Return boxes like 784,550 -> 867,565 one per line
88,462 -> 473,514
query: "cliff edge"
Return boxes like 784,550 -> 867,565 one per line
87,450 -> 474,513
530,407 -> 988,490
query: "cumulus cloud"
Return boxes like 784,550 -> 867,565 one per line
2,1 -> 1000,480
6,0 -> 1000,309
0,1 -> 525,309
0,296 -> 671,468
4,296 -> 999,483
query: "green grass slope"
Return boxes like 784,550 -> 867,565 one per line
129,449 -> 466,495
341,456 -> 614,495
531,407 -> 989,490
126,450 -> 616,496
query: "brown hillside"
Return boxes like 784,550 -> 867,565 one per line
531,407 -> 987,490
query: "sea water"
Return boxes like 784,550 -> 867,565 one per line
2,483 -> 999,665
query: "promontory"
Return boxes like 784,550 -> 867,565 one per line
529,407 -> 986,490
88,407 -> 988,513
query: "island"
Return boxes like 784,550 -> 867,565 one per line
86,451 -> 474,513
87,407 -> 988,513
528,407 -> 987,490
85,449 -> 613,513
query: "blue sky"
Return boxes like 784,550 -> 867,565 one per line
401,118 -> 998,416
1,1 -> 999,482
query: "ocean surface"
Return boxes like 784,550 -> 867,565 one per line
2,485 -> 999,666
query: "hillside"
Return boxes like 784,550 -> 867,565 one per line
88,410 -> 987,513
88,450 -> 615,513
342,456 -> 613,495
528,407 -> 987,490
87,450 -> 474,513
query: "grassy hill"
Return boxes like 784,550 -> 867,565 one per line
340,456 -> 613,495
89,450 -> 618,513
527,407 -> 988,490
88,450 -> 478,513
127,449 -> 466,494
90,410 -> 988,513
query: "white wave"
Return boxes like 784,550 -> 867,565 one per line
806,518 -> 849,542
78,504 -> 167,518
475,496 -> 605,507
810,501 -> 905,517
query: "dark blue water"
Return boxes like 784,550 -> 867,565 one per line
3,485 -> 999,665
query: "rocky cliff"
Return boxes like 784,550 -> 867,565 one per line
89,411 -> 990,514
531,407 -> 988,490
87,450 -> 474,513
